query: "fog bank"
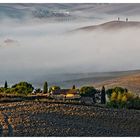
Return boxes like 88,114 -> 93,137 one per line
0,18 -> 140,85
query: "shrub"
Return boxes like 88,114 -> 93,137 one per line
126,97 -> 140,109
106,89 -> 113,98
121,95 -> 128,102
110,92 -> 117,101
117,92 -> 123,101
34,88 -> 42,93
49,86 -> 60,93
5,88 -> 11,93
106,87 -> 127,99
125,92 -> 134,99
0,87 -> 5,93
107,101 -> 118,108
107,87 -> 140,109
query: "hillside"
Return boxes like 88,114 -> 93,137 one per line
94,73 -> 140,95
74,20 -> 140,32
48,70 -> 140,95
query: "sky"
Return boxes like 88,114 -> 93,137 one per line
0,3 -> 140,85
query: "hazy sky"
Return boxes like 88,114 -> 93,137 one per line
1,3 -> 140,84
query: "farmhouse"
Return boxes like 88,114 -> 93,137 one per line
51,89 -> 80,99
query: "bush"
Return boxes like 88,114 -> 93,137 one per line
110,92 -> 117,101
34,88 -> 42,93
0,87 -> 5,93
5,88 -> 11,94
117,92 -> 123,101
107,101 -> 118,108
107,87 -> 140,109
127,97 -> 140,109
49,86 -> 60,93
106,87 -> 127,99
121,95 -> 127,102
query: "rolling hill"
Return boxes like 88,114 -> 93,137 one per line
37,70 -> 140,96
74,20 -> 140,32
94,72 -> 140,95
44,70 -> 140,96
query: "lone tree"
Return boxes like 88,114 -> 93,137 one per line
43,81 -> 48,93
4,81 -> 8,89
72,85 -> 76,89
101,86 -> 106,104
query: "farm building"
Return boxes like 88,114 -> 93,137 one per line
51,89 -> 80,99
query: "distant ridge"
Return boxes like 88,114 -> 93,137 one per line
74,20 -> 140,32
94,72 -> 140,96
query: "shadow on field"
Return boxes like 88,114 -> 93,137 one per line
2,113 -> 13,137
0,124 -> 3,136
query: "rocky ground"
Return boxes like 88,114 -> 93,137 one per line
0,101 -> 139,137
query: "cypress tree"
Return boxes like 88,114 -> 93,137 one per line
4,81 -> 8,89
72,85 -> 76,89
101,86 -> 106,104
43,81 -> 48,93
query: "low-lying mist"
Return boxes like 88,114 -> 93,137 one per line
0,19 -> 140,85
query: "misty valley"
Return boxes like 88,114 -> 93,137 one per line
0,3 -> 140,137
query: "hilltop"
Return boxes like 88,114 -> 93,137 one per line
74,20 -> 140,32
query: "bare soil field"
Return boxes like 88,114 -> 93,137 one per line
0,101 -> 140,137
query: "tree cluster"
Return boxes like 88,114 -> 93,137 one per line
106,87 -> 140,109
0,81 -> 34,95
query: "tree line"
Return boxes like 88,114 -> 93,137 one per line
0,81 -> 139,109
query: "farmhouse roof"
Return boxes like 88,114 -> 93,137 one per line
52,89 -> 79,95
